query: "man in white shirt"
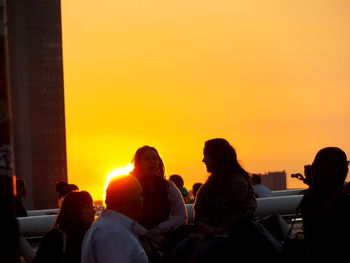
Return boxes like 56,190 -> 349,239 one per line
250,173 -> 273,198
250,173 -> 289,241
81,175 -> 149,263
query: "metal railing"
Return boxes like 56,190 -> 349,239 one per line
18,190 -> 305,237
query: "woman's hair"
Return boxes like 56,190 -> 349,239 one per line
250,174 -> 262,185
55,191 -> 93,234
55,181 -> 70,198
169,174 -> 184,187
130,146 -> 171,229
192,182 -> 203,198
204,138 -> 249,182
131,145 -> 166,180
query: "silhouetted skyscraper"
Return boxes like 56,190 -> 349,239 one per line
6,0 -> 67,209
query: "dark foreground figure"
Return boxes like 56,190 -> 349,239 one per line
300,147 -> 350,263
166,138 -> 281,263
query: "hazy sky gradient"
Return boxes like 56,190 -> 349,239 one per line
61,0 -> 350,200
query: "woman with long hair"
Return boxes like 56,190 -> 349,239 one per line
131,146 -> 187,261
131,146 -> 187,232
167,138 -> 258,262
193,138 -> 256,242
33,191 -> 95,263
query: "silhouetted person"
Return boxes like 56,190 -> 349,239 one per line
291,165 -> 312,194
68,184 -> 79,192
300,147 -> 350,262
82,175 -> 149,263
169,174 -> 191,204
55,181 -> 70,208
190,182 -> 203,203
55,181 -> 80,208
34,191 -> 95,263
250,174 -> 288,242
15,178 -> 28,217
168,138 -> 265,262
130,146 -> 188,261
250,174 -> 273,198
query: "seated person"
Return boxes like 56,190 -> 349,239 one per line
82,175 -> 148,263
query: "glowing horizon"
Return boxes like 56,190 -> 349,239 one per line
61,0 -> 350,201
100,163 -> 135,205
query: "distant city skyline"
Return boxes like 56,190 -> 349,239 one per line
256,171 -> 287,191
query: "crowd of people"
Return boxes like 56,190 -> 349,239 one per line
17,138 -> 349,263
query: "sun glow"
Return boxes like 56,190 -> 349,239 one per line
102,163 -> 134,205
63,0 -> 350,196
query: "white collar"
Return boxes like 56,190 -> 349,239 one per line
101,208 -> 135,230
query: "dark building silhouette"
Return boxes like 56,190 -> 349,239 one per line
6,0 -> 67,209
257,171 -> 287,191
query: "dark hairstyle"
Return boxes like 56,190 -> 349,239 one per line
204,138 -> 249,182
311,147 -> 348,190
131,145 -> 166,180
105,176 -> 141,209
55,191 -> 93,234
192,182 -> 203,198
251,174 -> 262,185
130,146 -> 171,229
68,184 -> 79,191
169,174 -> 184,187
55,181 -> 69,198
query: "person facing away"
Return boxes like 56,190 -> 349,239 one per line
33,191 -> 95,263
55,181 -> 80,208
250,173 -> 273,198
169,174 -> 191,204
130,146 -> 187,236
250,174 -> 289,242
167,138 -> 257,262
15,178 -> 28,217
55,181 -> 70,208
190,182 -> 203,203
81,175 -> 149,263
300,147 -> 350,263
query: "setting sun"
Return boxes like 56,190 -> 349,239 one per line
62,0 -> 350,199
102,164 -> 134,204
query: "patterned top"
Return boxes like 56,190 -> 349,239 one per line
193,174 -> 256,235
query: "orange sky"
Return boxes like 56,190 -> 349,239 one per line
61,0 -> 350,201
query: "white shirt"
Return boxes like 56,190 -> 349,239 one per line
252,184 -> 273,198
157,181 -> 188,231
81,209 -> 149,263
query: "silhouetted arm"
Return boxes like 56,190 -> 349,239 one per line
157,181 -> 187,231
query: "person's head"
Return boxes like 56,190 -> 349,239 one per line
132,146 -> 165,180
311,147 -> 348,190
250,174 -> 262,185
169,174 -> 184,187
202,138 -> 248,179
68,184 -> 79,192
55,191 -> 95,234
105,175 -> 143,221
16,178 -> 27,198
192,182 -> 203,198
55,181 -> 70,198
